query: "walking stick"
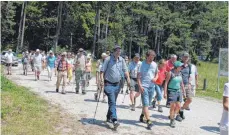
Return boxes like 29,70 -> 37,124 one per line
93,83 -> 103,123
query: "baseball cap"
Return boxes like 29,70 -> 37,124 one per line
8,49 -> 12,52
134,53 -> 140,58
79,48 -> 84,52
36,49 -> 40,52
174,61 -> 183,68
183,52 -> 189,57
113,45 -> 121,50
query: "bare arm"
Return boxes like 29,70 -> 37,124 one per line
223,96 -> 228,111
164,71 -> 171,98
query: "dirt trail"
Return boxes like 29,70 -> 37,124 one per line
6,64 -> 222,135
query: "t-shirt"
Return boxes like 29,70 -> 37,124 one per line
5,53 -> 14,63
33,54 -> 43,66
22,56 -> 29,64
75,54 -> 86,70
181,64 -> 191,85
129,61 -> 142,79
46,56 -> 56,68
190,64 -> 198,86
155,67 -> 166,85
96,59 -> 103,72
138,60 -> 158,88
168,70 -> 183,91
220,83 -> 229,131
165,60 -> 174,72
66,58 -> 74,69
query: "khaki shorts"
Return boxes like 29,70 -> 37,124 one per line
34,65 -> 42,71
184,84 -> 194,98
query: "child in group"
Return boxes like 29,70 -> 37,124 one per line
85,57 -> 92,87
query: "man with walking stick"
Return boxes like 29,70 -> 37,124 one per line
100,45 -> 130,130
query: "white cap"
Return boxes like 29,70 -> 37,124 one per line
101,53 -> 107,57
36,49 -> 40,52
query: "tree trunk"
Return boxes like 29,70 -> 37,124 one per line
20,2 -> 27,52
105,7 -> 110,52
129,33 -> 132,59
154,29 -> 158,50
97,8 -> 101,55
92,2 -> 99,58
16,2 -> 25,54
54,1 -> 63,54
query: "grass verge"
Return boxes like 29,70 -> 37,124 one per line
196,62 -> 228,100
1,74 -> 61,135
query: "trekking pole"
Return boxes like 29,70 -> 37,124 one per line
122,85 -> 129,103
93,83 -> 103,123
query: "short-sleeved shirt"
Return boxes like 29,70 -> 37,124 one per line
75,54 -> 86,70
190,64 -> 198,86
168,70 -> 183,91
57,59 -> 68,71
5,53 -> 14,63
85,62 -> 92,72
33,54 -> 43,66
181,64 -> 191,85
220,83 -> 229,130
155,67 -> 166,85
101,55 -> 127,83
165,60 -> 174,72
129,61 -> 142,79
47,56 -> 56,68
138,60 -> 158,88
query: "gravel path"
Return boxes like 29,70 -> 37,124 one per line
6,64 -> 222,135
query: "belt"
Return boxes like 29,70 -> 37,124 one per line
131,78 -> 137,81
104,80 -> 119,86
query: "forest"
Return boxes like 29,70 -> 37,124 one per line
1,1 -> 228,60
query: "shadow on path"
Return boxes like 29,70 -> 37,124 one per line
200,126 -> 220,134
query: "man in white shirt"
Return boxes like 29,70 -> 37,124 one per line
190,63 -> 198,96
5,49 -> 14,75
220,82 -> 229,135
32,49 -> 43,81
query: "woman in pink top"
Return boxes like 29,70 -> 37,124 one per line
85,57 -> 92,86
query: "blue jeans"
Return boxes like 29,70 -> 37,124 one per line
104,85 -> 120,121
155,85 -> 163,101
141,86 -> 155,107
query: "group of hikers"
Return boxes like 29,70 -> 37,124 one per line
4,45 -> 199,130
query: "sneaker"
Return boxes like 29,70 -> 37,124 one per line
179,110 -> 185,119
170,119 -> 176,128
139,115 -> 144,123
147,120 -> 153,130
175,115 -> 182,122
113,121 -> 120,130
37,75 -> 39,80
152,101 -> 156,108
158,106 -> 163,113
82,91 -> 86,95
131,104 -> 135,111
56,89 -> 59,92
102,98 -> 106,103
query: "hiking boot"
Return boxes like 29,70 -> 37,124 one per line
139,114 -> 144,123
23,71 -> 25,75
170,119 -> 176,128
125,90 -> 129,94
179,110 -> 185,119
152,101 -> 156,108
82,91 -> 86,95
175,115 -> 182,122
166,103 -> 170,108
94,93 -> 98,100
76,90 -> 79,94
147,120 -> 153,130
131,104 -> 135,111
185,106 -> 190,111
113,121 -> 120,130
120,90 -> 123,94
56,89 -> 59,92
158,106 -> 163,113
